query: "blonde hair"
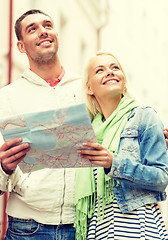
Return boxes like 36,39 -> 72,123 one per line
82,51 -> 130,120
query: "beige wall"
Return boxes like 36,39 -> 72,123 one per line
100,0 -> 168,227
100,0 -> 168,126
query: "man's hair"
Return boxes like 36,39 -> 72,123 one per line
15,9 -> 51,40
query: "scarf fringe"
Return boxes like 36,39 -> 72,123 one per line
75,178 -> 116,240
75,194 -> 96,240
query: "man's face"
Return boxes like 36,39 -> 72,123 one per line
17,13 -> 59,65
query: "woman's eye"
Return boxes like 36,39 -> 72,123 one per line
112,65 -> 119,70
96,69 -> 103,74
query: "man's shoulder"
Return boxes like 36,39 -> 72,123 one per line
62,69 -> 81,84
0,77 -> 23,93
0,68 -> 35,94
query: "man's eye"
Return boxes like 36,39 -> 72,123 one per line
45,24 -> 52,28
28,27 -> 35,32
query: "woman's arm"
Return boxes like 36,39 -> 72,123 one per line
110,108 -> 168,192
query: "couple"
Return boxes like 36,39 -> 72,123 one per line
0,9 -> 168,240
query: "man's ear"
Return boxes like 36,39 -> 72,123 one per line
17,41 -> 26,53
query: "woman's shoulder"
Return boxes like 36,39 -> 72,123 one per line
131,106 -> 163,131
131,106 -> 158,119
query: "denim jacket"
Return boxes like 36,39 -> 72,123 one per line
106,106 -> 168,213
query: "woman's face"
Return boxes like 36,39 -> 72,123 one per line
87,54 -> 126,101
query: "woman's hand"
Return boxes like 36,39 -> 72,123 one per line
164,128 -> 168,149
78,142 -> 113,169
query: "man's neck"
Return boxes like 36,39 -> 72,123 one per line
29,57 -> 62,81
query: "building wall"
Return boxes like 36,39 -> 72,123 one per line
100,0 -> 168,126
100,0 -> 168,227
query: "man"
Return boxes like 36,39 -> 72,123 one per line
0,9 -> 81,239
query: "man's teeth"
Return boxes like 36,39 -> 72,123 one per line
40,41 -> 51,45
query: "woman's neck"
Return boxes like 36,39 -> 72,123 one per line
99,95 -> 122,120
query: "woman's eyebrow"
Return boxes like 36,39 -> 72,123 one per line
95,65 -> 104,69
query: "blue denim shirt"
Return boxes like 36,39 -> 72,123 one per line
106,106 -> 168,213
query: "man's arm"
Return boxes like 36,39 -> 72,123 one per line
164,128 -> 168,149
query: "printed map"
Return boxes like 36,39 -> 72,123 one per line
0,104 -> 97,173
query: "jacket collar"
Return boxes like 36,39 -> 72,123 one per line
21,68 -> 80,87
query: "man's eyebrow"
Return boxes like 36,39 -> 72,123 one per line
25,23 -> 35,32
25,20 -> 53,32
44,20 -> 53,25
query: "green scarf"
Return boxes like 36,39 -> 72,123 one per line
75,97 -> 139,240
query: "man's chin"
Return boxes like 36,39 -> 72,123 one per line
35,54 -> 56,65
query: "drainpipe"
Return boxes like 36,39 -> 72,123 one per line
2,193 -> 8,240
8,0 -> 13,84
2,1 -> 13,238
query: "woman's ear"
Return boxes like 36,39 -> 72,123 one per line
124,85 -> 127,94
17,41 -> 26,53
87,85 -> 94,95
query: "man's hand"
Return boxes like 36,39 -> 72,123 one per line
164,128 -> 168,149
78,142 -> 113,169
0,138 -> 30,175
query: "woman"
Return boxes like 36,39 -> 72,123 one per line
75,52 -> 168,239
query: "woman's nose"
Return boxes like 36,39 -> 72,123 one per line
106,69 -> 114,77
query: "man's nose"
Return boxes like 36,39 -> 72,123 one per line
38,26 -> 48,37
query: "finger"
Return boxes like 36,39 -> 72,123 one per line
5,147 -> 30,164
166,139 -> 168,149
79,149 -> 104,156
78,148 -> 109,158
80,153 -> 109,161
0,138 -> 23,151
83,142 -> 104,150
89,160 -> 108,168
164,131 -> 168,138
89,159 -> 112,168
2,142 -> 30,159
1,154 -> 27,174
1,146 -> 30,169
